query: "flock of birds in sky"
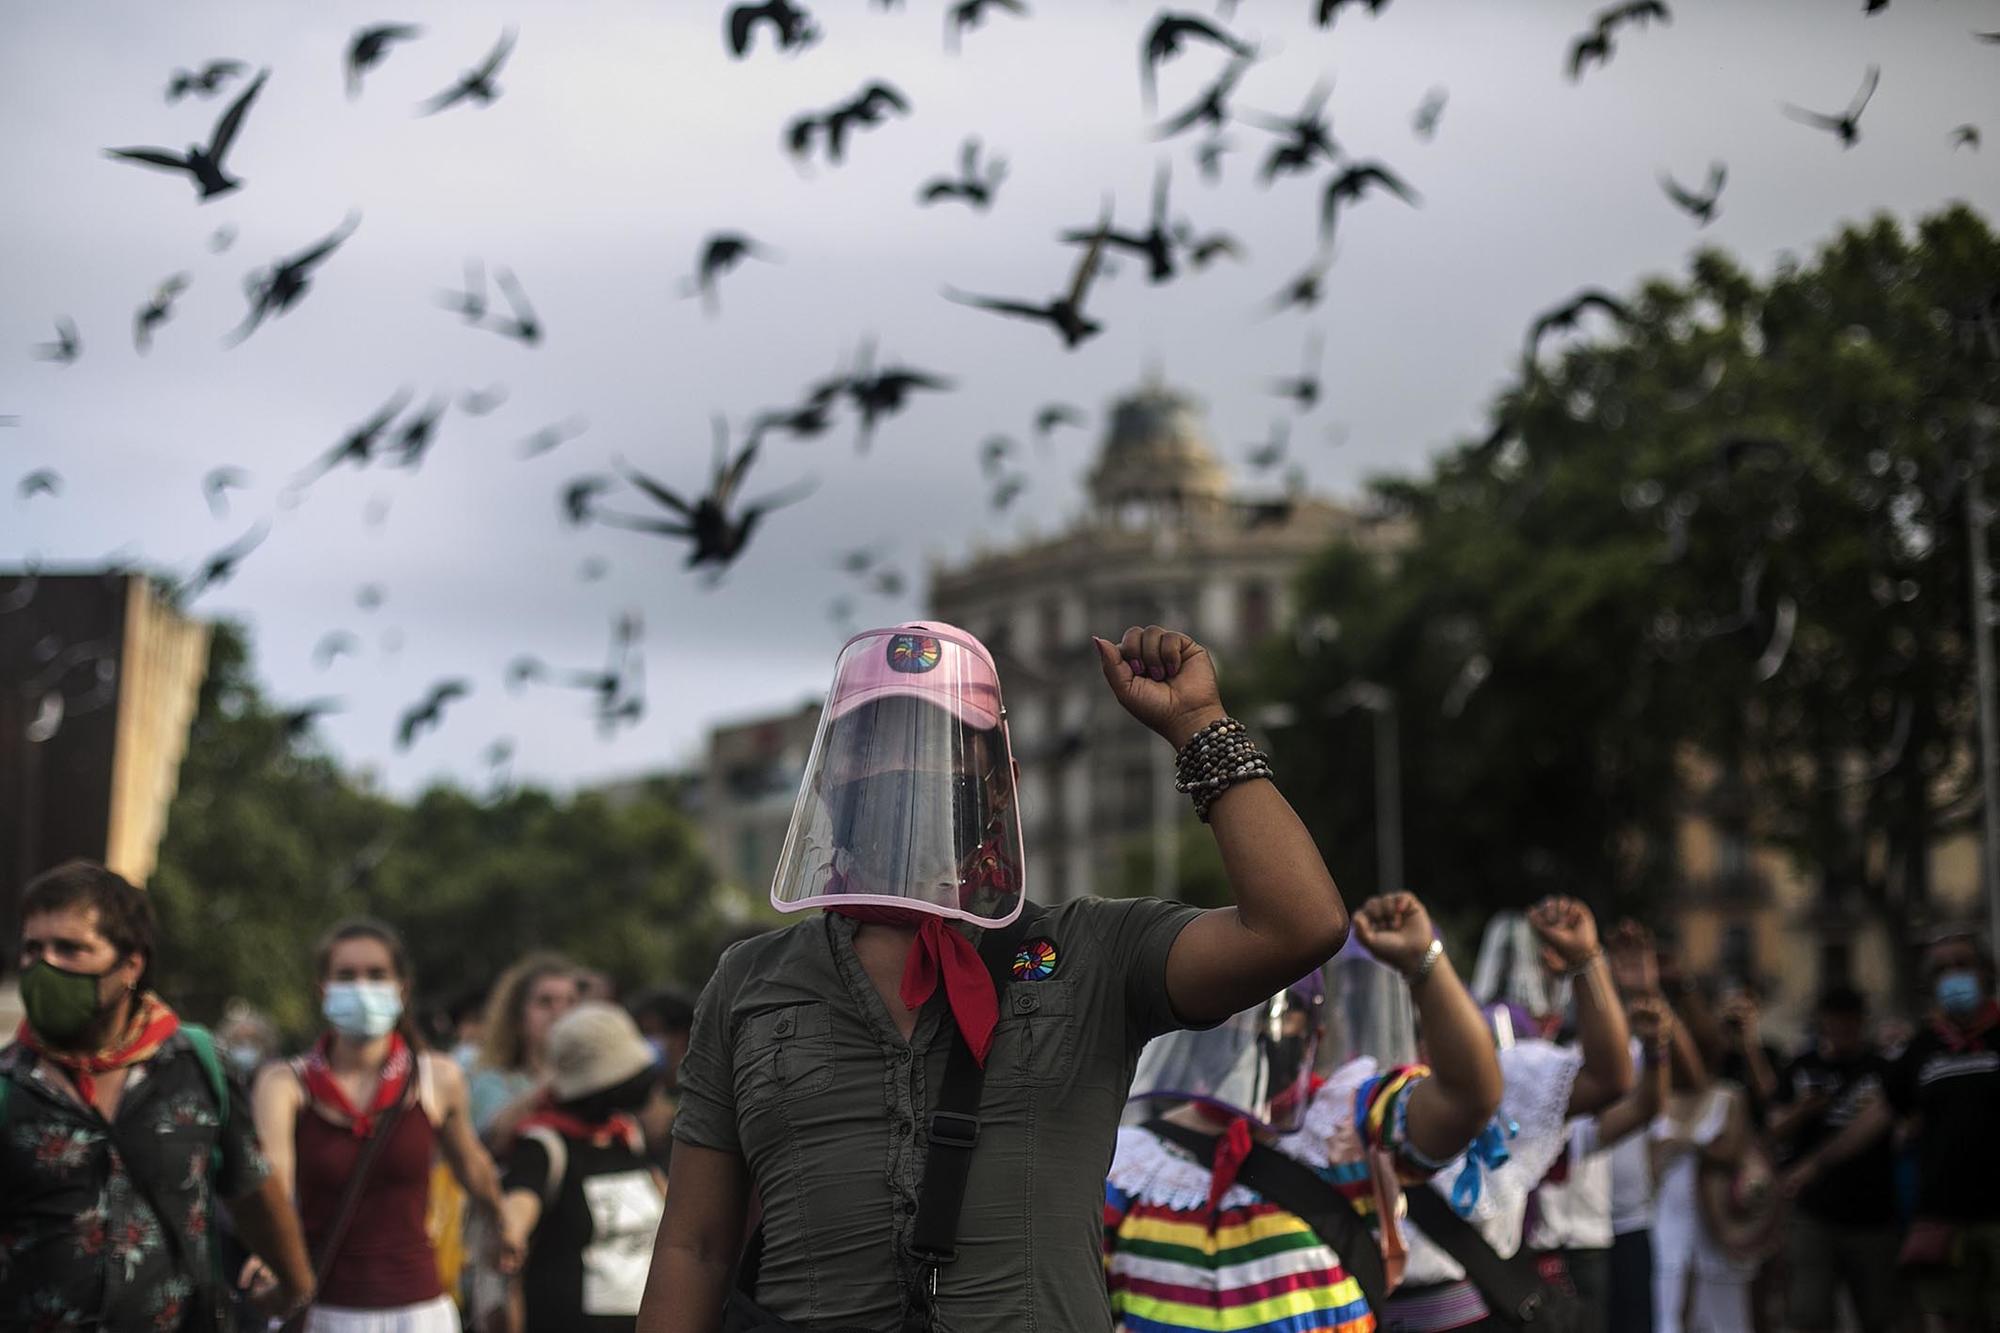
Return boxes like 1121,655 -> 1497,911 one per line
5,0 -> 1997,773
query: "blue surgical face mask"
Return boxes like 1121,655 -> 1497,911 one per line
646,1035 -> 672,1073
323,980 -> 405,1038
1936,970 -> 1985,1017
225,1043 -> 264,1076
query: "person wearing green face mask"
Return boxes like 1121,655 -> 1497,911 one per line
1,859 -> 317,1330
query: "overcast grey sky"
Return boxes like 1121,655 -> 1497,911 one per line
2,0 -> 1996,796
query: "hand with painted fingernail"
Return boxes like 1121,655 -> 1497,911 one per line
1092,624 -> 1224,748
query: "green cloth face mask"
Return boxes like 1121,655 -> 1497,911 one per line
19,958 -> 118,1046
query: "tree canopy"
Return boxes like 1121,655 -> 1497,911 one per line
149,622 -> 740,1035
1259,205 -> 2000,964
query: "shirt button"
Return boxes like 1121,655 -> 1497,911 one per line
894,1048 -> 911,1062
773,1017 -> 794,1037
895,1121 -> 910,1137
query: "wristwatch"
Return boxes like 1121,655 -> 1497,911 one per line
1407,938 -> 1444,987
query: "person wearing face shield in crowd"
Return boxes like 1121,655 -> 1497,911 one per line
1,859 -> 317,1330
498,1003 -> 671,1333
1104,890 -> 1503,1333
247,918 -> 516,1332
1369,897 -> 1632,1333
1785,931 -> 2000,1332
1472,915 -> 1674,1333
639,623 -> 1353,1333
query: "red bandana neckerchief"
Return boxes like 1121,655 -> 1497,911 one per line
1931,999 -> 2000,1053
17,992 -> 181,1110
1192,1106 -> 1257,1231
298,1032 -> 414,1138
518,1100 -> 644,1153
829,885 -> 999,1067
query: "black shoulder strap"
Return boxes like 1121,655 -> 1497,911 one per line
1142,1118 -> 1388,1318
905,904 -> 1048,1299
1402,1182 -> 1548,1327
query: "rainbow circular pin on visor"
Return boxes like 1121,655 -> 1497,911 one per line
1012,937 -> 1058,981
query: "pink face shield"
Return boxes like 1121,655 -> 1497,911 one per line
769,623 -> 1026,927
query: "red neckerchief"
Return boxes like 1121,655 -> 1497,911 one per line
830,896 -> 999,1068
1931,999 -> 2000,1053
298,1032 -> 414,1137
518,1101 -> 643,1153
16,992 -> 181,1109
1191,1107 -> 1257,1231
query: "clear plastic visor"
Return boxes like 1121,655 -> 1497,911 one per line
1127,989 -> 1324,1134
769,629 -> 1024,926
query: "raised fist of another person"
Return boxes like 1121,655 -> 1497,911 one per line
1606,918 -> 1660,997
1093,625 -> 1225,749
1527,896 -> 1601,973
1351,893 -> 1438,977
1625,992 -> 1674,1054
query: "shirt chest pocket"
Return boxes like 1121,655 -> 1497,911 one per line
733,1002 -> 835,1106
990,978 -> 1077,1089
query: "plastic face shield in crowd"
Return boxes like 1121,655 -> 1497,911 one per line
1468,912 -> 1569,1040
1324,937 -> 1419,1072
769,623 -> 1026,928
1128,972 -> 1327,1134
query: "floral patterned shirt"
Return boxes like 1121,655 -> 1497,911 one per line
0,1030 -> 269,1331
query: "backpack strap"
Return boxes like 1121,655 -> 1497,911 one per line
1402,1183 -> 1551,1326
180,1024 -> 230,1123
904,902 -> 1049,1324
520,1125 -> 569,1206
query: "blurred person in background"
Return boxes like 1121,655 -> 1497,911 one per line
217,999 -> 281,1081
1802,932 -> 2000,1332
468,953 -> 579,1151
499,1002 -> 668,1333
1770,986 -> 1899,1333
626,988 -> 696,1093
250,918 -> 515,1333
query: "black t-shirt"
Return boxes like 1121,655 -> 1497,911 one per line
503,1130 -> 666,1333
1778,1049 -> 1896,1225
1884,1020 -> 2000,1222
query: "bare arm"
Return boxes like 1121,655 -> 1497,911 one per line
250,1064 -> 301,1201
1350,892 -> 1503,1163
435,1059 -> 508,1218
636,1142 -> 752,1333
1780,1093 -> 1892,1198
1591,995 -> 1673,1146
1529,898 -> 1633,1116
229,1173 -> 315,1314
1094,627 -> 1351,1026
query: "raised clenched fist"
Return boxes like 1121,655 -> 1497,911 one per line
1093,625 -> 1225,748
1351,892 -> 1438,977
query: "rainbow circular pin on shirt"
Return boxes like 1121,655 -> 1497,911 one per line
1012,937 -> 1058,981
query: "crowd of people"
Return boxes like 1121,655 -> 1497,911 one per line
4,620 -> 1997,1333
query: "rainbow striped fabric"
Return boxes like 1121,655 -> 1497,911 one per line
1105,1195 -> 1374,1333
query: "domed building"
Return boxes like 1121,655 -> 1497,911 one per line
928,380 -> 1398,902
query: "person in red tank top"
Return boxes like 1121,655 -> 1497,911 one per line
248,919 -> 516,1332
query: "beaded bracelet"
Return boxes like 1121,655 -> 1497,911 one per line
1172,716 -> 1275,821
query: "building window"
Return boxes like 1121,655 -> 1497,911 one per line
1040,598 -> 1064,661
1240,581 -> 1274,644
737,827 -> 761,886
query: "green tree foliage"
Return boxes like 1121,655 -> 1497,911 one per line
150,622 -> 738,1035
1262,206 -> 2000,953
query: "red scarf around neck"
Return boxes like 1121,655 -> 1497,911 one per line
17,992 -> 181,1109
1191,1107 -> 1257,1230
297,1032 -> 414,1137
1932,998 -> 2000,1052
830,904 -> 999,1067
518,1101 -> 644,1153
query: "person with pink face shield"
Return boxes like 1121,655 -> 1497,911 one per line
638,623 -> 1353,1333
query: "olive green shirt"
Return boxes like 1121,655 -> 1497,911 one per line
673,895 -> 1203,1331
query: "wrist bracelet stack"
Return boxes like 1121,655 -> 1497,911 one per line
1406,938 -> 1445,987
1561,949 -> 1605,980
1173,716 -> 1275,822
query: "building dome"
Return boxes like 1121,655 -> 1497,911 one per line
1086,383 -> 1229,516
